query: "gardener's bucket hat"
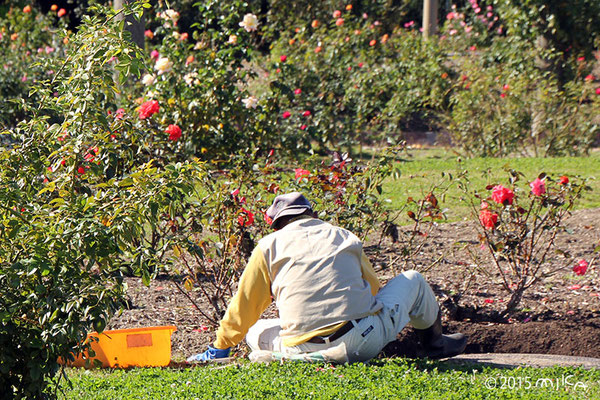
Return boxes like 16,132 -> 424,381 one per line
266,192 -> 313,227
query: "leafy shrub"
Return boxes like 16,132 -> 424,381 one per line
0,2 -> 208,397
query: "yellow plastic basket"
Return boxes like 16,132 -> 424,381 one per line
66,326 -> 177,368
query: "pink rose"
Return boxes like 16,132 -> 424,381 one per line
302,110 -> 311,117
529,178 -> 546,196
280,55 -> 287,62
294,88 -> 302,95
479,209 -> 498,229
282,111 -> 291,119
333,10 -> 341,18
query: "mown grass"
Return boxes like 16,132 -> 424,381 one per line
57,359 -> 600,399
380,148 -> 600,223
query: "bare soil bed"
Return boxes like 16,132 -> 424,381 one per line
107,209 -> 600,361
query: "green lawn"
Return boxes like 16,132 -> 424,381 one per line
57,359 -> 600,399
381,148 -> 600,223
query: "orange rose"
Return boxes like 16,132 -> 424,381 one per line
311,20 -> 319,28
23,5 -> 32,13
50,4 -> 58,11
57,8 -> 67,17
10,33 -> 18,41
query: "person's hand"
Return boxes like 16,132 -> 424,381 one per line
186,346 -> 231,362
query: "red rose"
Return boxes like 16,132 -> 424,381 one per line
57,8 -> 66,17
302,110 -> 311,117
166,124 -> 182,141
573,259 -> 588,276
559,175 -> 569,185
238,208 -> 254,227
491,185 -> 514,205
294,168 -> 310,179
479,209 -> 498,229
282,111 -> 291,119
138,100 -> 159,120
280,55 -> 287,62
300,124 -> 307,130
294,88 -> 302,95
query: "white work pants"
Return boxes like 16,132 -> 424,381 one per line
245,270 -> 439,363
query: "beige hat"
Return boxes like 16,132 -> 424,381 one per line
266,192 -> 312,227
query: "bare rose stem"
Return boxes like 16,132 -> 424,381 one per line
172,279 -> 219,326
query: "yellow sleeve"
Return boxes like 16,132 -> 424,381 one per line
361,250 -> 380,296
213,247 -> 272,349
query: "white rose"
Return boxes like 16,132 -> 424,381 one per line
142,74 -> 156,86
154,57 -> 173,75
163,9 -> 179,23
239,14 -> 258,32
242,96 -> 258,109
184,72 -> 199,86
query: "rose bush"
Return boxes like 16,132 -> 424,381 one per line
459,169 -> 591,316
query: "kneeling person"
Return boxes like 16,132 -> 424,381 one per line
187,192 -> 467,362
